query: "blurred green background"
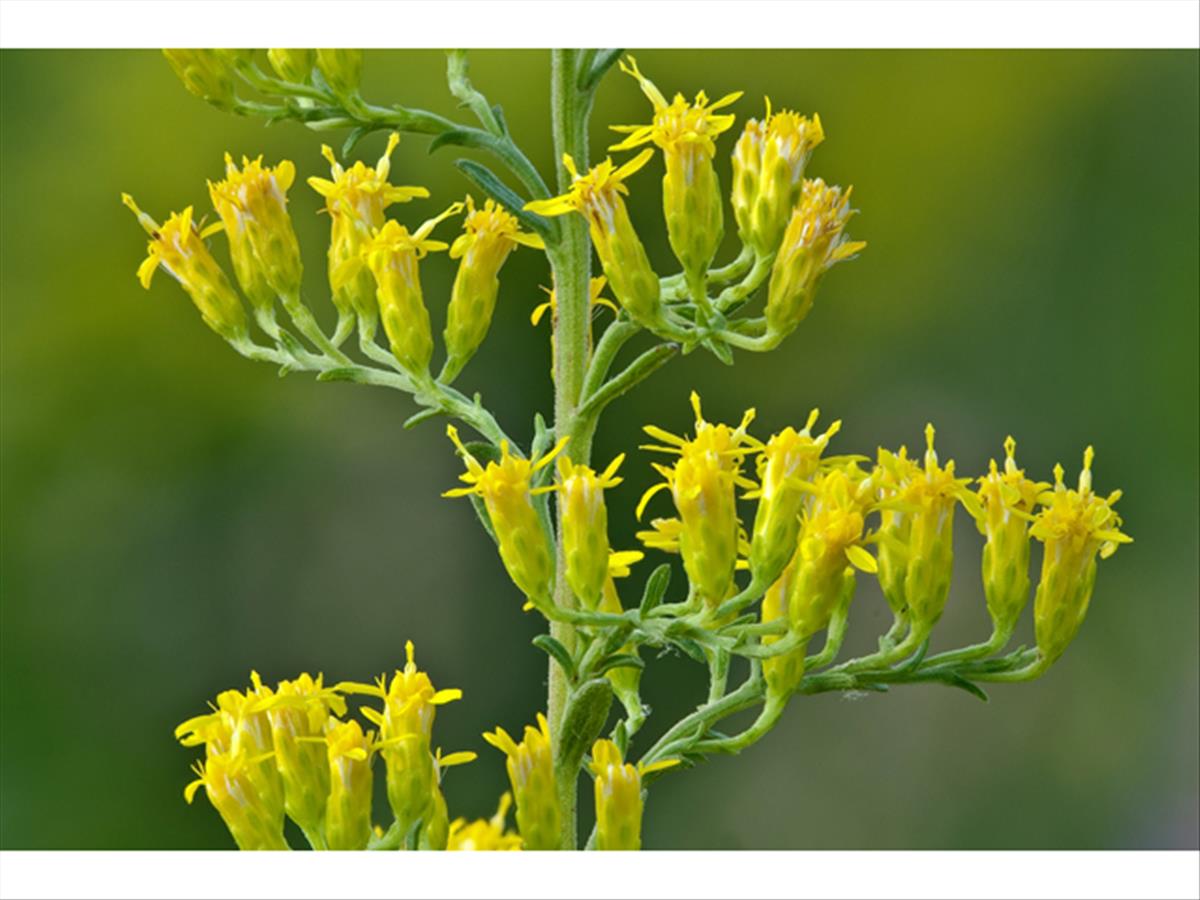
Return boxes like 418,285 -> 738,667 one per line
1,49 -> 1197,850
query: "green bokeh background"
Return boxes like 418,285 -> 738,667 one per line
1,49 -> 1197,850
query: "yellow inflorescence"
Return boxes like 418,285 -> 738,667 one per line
338,641 -> 471,849
732,99 -> 826,256
638,392 -> 760,606
447,793 -> 523,851
971,437 -> 1049,636
766,178 -> 866,339
589,740 -> 678,851
308,133 -> 430,320
121,195 -> 247,340
610,55 -> 742,276
359,204 -> 463,375
208,153 -> 303,304
874,425 -> 973,634
267,49 -> 313,84
444,196 -> 544,379
163,50 -> 240,110
1029,448 -> 1131,665
445,426 -> 567,607
315,49 -> 362,98
483,713 -> 560,850
746,409 -> 843,588
525,151 -> 663,328
557,453 -> 626,609
324,718 -> 375,850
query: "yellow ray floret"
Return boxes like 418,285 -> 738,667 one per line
483,713 -> 559,850
447,793 -> 523,851
609,55 -> 742,158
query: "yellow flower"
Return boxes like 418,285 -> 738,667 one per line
359,204 -> 463,376
874,425 -> 973,634
184,751 -> 288,850
254,673 -> 346,842
761,547 -> 805,698
483,713 -> 560,850
208,154 -> 303,306
732,99 -> 825,256
1030,448 -> 1131,666
315,49 -> 362,98
162,50 -> 239,111
609,55 -> 742,276
338,641 -> 465,841
447,793 -> 523,851
745,410 -> 843,588
589,739 -> 678,851
122,195 -> 247,340
557,453 -> 625,609
444,196 -> 545,380
267,49 -> 313,84
766,178 -> 866,340
176,674 -> 286,848
324,718 -> 375,850
972,437 -> 1049,636
525,151 -> 663,328
308,133 -> 429,320
444,425 -> 568,607
637,392 -> 760,606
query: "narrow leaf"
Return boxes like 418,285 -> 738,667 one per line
316,367 -> 362,383
453,159 -> 553,239
403,407 -> 442,430
342,126 -> 370,158
593,653 -> 645,677
638,564 -> 672,616
581,49 -> 624,91
947,675 -> 989,703
533,635 -> 578,683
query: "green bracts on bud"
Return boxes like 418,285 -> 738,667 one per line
268,48 -> 314,84
316,49 -> 363,98
663,150 -> 724,277
162,49 -> 239,111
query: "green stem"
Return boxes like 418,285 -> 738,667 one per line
547,47 -> 593,851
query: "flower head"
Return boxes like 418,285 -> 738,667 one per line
589,739 -> 678,851
324,718 -> 375,850
483,714 -> 559,851
638,392 -> 760,605
443,196 -> 545,380
445,426 -> 567,606
766,179 -> 866,339
610,55 -> 741,275
184,750 -> 289,850
732,98 -> 826,255
1030,447 -> 1130,665
525,152 -> 662,326
874,425 -> 973,631
267,48 -> 313,84
253,673 -> 345,839
358,204 -> 463,374
609,55 -> 741,159
122,195 -> 247,340
556,453 -> 625,609
971,437 -> 1050,634
447,793 -> 523,851
208,153 -> 303,303
746,409 -> 843,587
338,641 -> 465,839
162,49 -> 239,110
315,49 -> 362,98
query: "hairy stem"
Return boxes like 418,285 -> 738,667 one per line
547,47 -> 594,851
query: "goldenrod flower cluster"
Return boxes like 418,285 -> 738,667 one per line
144,49 -> 1132,853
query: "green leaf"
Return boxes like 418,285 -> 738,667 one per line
638,564 -> 672,616
947,675 -> 989,703
316,367 -> 362,383
276,329 -> 307,359
593,653 -> 645,676
403,407 -> 443,430
429,127 -> 493,155
674,638 -> 707,665
557,678 -> 614,780
580,49 -> 624,92
453,159 -> 553,239
533,635 -> 578,683
342,126 -> 370,158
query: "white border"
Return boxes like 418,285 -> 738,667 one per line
1,850 -> 1199,899
0,0 -> 1198,49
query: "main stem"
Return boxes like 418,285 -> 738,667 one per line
548,48 -> 592,850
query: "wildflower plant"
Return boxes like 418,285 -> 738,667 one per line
130,49 -> 1131,850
